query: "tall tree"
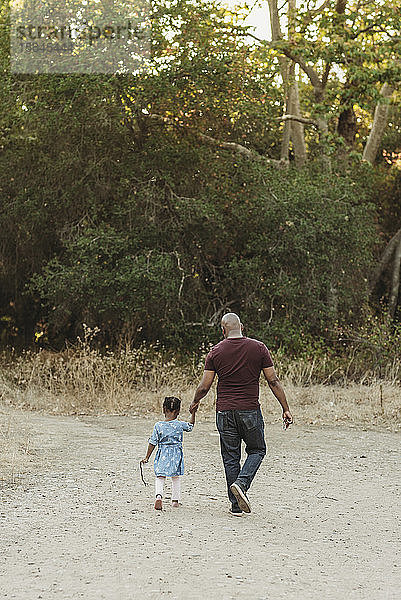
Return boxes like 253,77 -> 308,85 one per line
267,0 -> 307,165
266,0 -> 401,164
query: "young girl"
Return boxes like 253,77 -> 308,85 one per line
141,396 -> 197,510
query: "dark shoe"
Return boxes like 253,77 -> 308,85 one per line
230,482 -> 251,513
229,506 -> 243,517
154,496 -> 162,511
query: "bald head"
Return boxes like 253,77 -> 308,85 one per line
221,313 -> 243,338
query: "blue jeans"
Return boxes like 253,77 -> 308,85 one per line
216,408 -> 266,510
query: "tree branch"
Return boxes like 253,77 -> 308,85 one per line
351,24 -> 380,39
304,0 -> 331,21
322,62 -> 331,88
146,113 -> 282,166
229,26 -> 265,44
197,132 -> 254,157
276,114 -> 318,126
277,46 -> 323,90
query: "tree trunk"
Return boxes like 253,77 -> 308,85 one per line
289,77 -> 307,166
327,280 -> 339,317
287,0 -> 307,166
369,228 -> 401,292
336,0 -> 347,12
389,236 -> 401,319
268,0 -> 290,162
280,90 -> 292,162
267,0 -> 288,77
337,106 -> 357,147
316,116 -> 331,171
268,0 -> 306,165
362,83 -> 394,164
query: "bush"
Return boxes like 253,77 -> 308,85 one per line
26,149 -> 377,351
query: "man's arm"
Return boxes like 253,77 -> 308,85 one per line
262,366 -> 293,426
189,370 -> 216,412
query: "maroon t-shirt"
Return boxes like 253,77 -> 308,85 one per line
204,337 -> 273,411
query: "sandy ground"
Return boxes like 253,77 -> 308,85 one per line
0,410 -> 400,600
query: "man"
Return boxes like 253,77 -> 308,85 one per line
190,312 -> 292,515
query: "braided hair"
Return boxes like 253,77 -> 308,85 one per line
163,396 -> 181,413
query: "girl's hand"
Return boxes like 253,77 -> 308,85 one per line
141,458 -> 148,464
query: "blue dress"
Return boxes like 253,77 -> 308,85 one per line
149,419 -> 194,477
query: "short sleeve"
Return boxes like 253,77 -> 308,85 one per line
260,343 -> 273,368
204,350 -> 215,371
149,424 -> 159,446
180,422 -> 194,432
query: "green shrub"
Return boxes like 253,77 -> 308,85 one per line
26,150 -> 377,351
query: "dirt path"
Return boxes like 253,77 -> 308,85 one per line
1,411 -> 400,600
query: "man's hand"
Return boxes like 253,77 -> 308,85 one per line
140,458 -> 149,464
282,410 -> 293,429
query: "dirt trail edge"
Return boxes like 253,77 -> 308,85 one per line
1,412 -> 400,600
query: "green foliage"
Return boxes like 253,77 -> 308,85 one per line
24,140 -> 377,351
28,226 -> 185,344
272,0 -> 401,157
0,0 -> 398,354
336,313 -> 401,380
215,161 -> 377,351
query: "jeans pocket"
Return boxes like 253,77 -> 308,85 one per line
237,410 -> 258,431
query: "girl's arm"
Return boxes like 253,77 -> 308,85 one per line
188,403 -> 198,425
141,443 -> 156,463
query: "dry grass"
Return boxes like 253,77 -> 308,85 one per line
0,342 -> 400,432
0,343 -> 198,415
0,406 -> 33,483
261,381 -> 400,431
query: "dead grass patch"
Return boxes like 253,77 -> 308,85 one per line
0,346 -> 400,432
0,406 -> 33,483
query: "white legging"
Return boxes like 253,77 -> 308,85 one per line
155,476 -> 181,501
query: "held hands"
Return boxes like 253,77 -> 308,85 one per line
140,458 -> 149,464
282,410 -> 293,430
189,401 -> 199,414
